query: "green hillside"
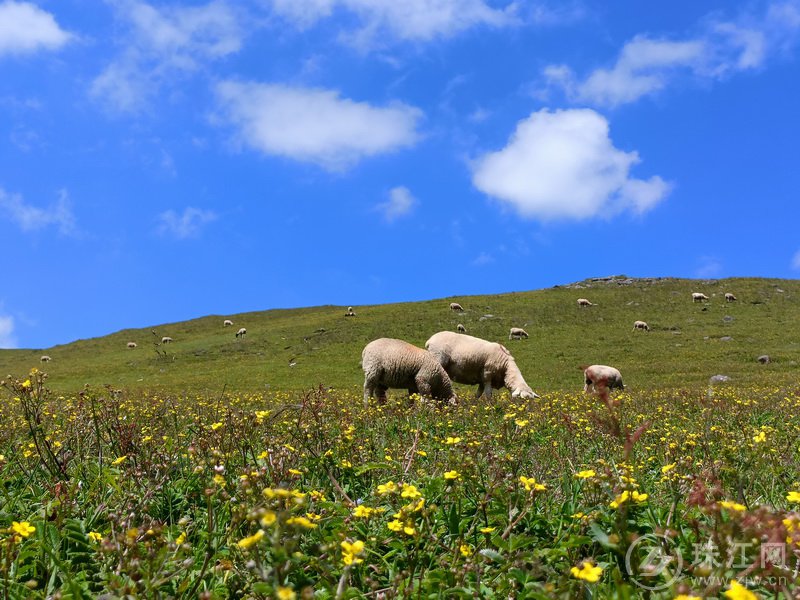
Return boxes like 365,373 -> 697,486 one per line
2,276 -> 798,394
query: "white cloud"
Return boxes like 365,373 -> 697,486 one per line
471,108 -> 670,220
91,0 -> 243,113
0,187 -> 77,234
792,249 -> 800,270
472,252 -> 494,266
695,256 -> 722,278
268,0 -> 518,46
376,186 -> 417,221
0,1 -> 73,57
156,207 -> 217,239
215,81 -> 422,170
543,1 -> 800,107
0,313 -> 16,349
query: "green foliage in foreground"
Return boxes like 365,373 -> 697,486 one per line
1,276 -> 799,394
2,370 -> 800,598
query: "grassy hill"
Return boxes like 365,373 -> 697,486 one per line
2,276 -> 799,395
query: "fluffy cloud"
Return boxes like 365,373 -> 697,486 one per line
543,1 -> 800,107
0,187 -> 76,234
0,1 -> 73,57
156,207 -> 218,239
471,108 -> 669,220
215,81 -> 422,170
91,0 -> 243,113
376,186 -> 417,221
268,0 -> 517,45
0,314 -> 16,349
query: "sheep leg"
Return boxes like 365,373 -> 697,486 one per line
415,377 -> 432,398
474,384 -> 483,399
363,382 -> 374,406
376,386 -> 388,404
483,382 -> 493,399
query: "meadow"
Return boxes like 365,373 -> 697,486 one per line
2,277 -> 800,598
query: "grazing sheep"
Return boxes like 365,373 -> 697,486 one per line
583,364 -> 624,394
236,327 -> 247,338
692,292 -> 709,303
161,336 -> 173,344
40,355 -> 51,362
223,319 -> 233,327
345,306 -> 356,317
362,338 -> 455,406
725,293 -> 737,302
425,331 -> 538,400
757,354 -> 770,364
127,342 -> 137,349
509,327 -> 529,340
457,324 -> 466,333
450,302 -> 464,312
633,320 -> 650,332
577,298 -> 595,307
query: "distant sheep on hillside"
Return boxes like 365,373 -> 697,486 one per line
40,355 -> 51,362
633,320 -> 650,331
426,331 -> 538,400
692,292 -> 709,303
236,327 -> 247,338
725,293 -> 737,302
450,302 -> 464,312
127,342 -> 137,349
457,324 -> 466,333
345,306 -> 356,317
362,338 -> 455,406
161,336 -> 173,344
509,327 -> 529,340
223,319 -> 233,327
577,298 -> 595,307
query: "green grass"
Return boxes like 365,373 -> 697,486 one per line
2,276 -> 798,394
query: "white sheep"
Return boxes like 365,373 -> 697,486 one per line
583,364 -> 624,395
223,319 -> 234,327
362,338 -> 456,406
40,355 -> 51,362
161,336 -> 173,344
509,327 -> 529,340
725,293 -> 737,302
633,320 -> 650,332
577,298 -> 595,307
692,292 -> 709,302
457,324 -> 466,333
236,327 -> 247,338
345,306 -> 356,317
450,302 -> 464,312
425,331 -> 538,400
127,342 -> 137,349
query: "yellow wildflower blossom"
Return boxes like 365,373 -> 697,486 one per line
444,470 -> 461,480
237,529 -> 265,550
724,580 -> 759,600
11,521 -> 35,539
341,540 -> 365,566
570,561 -> 602,582
719,500 -> 746,512
574,470 -> 596,479
286,516 -> 317,529
276,587 -> 296,600
786,491 -> 800,503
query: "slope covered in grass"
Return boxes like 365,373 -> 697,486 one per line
2,276 -> 798,394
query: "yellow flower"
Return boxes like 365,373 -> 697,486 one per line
175,532 -> 187,545
574,469 -> 596,479
444,470 -> 461,480
519,476 -> 546,492
88,531 -> 102,542
387,520 -> 403,532
459,543 -> 473,557
631,491 -> 648,502
353,505 -> 376,518
479,526 -> 496,534
719,500 -> 746,512
260,511 -> 277,527
211,422 -> 223,431
787,491 -> 800,503
377,481 -> 398,495
444,436 -> 462,445
340,459 -> 352,468
276,587 -> 296,600
401,485 -> 421,499
674,595 -> 701,600
213,474 -> 226,486
341,540 -> 365,566
514,419 -> 529,427
570,560 -> 603,583
11,521 -> 35,538
661,463 -> 676,474
752,431 -> 766,443
288,469 -> 303,476
724,580 -> 759,600
111,455 -> 127,466
237,529 -> 265,550
286,516 -> 317,529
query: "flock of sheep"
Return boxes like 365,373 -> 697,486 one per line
360,290 -> 739,406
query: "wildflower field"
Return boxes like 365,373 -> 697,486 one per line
3,368 -> 800,599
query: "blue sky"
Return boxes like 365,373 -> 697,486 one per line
1,0 -> 799,349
